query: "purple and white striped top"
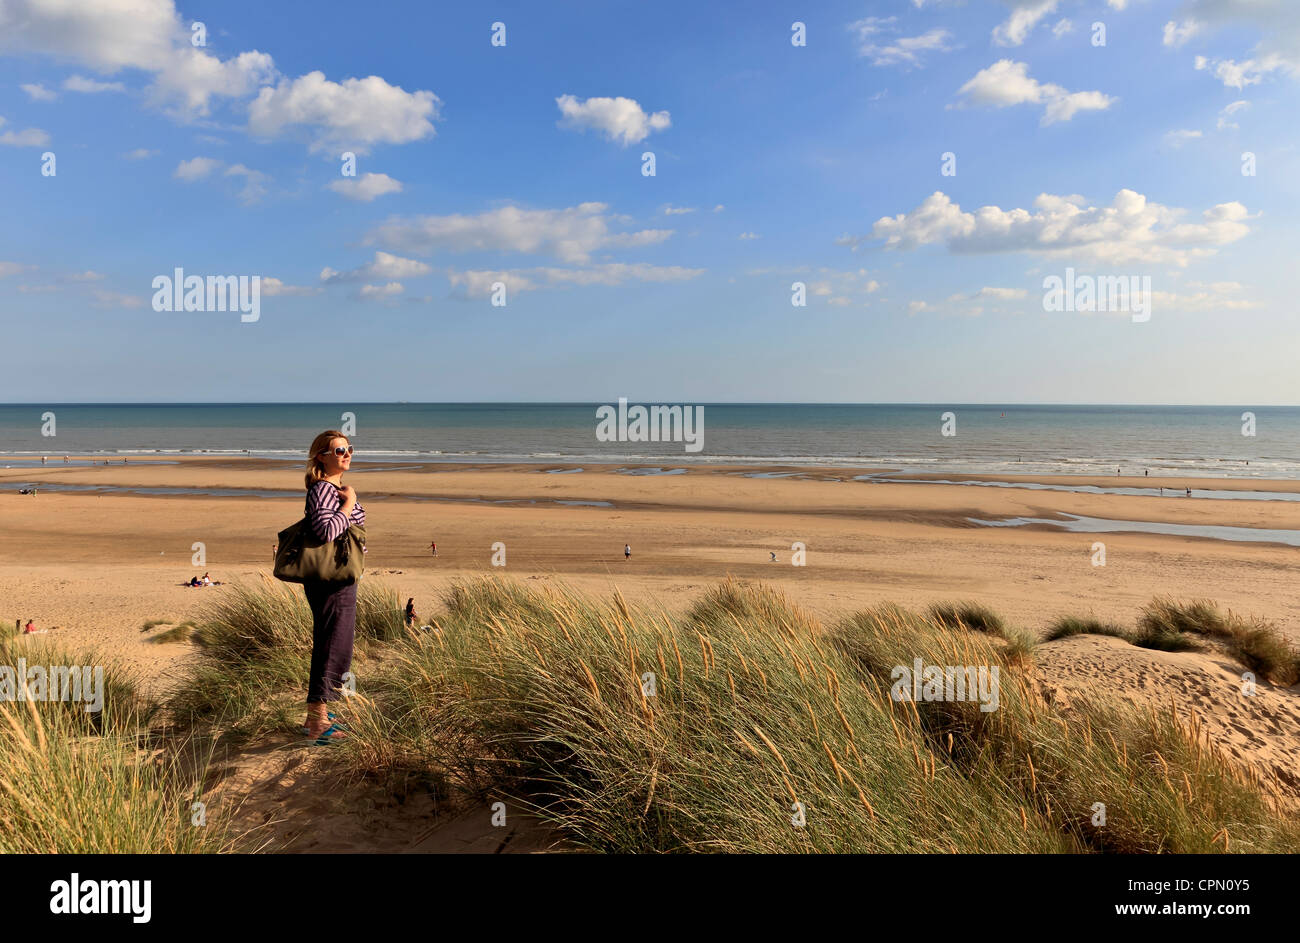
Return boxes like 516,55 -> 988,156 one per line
306,479 -> 365,542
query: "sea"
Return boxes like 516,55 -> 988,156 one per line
0,403 -> 1295,479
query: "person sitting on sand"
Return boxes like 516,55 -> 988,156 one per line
201,572 -> 212,586
189,576 -> 201,587
770,551 -> 778,562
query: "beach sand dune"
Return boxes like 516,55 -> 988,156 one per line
1034,634 -> 1300,807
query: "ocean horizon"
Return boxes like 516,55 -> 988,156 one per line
1,402 -> 1293,479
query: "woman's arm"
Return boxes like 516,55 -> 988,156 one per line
306,480 -> 352,541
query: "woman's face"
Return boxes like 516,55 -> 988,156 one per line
319,437 -> 353,476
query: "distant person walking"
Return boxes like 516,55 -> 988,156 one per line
429,541 -> 437,557
624,544 -> 631,560
300,430 -> 364,745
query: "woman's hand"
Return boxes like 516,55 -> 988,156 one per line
337,484 -> 358,514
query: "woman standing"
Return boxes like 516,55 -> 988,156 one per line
302,429 -> 364,744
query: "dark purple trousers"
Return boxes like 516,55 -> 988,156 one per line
304,580 -> 357,703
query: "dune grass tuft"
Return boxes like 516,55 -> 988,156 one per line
1045,616 -> 1132,643
149,622 -> 196,644
926,601 -> 1008,637
1140,598 -> 1300,685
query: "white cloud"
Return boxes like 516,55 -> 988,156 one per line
992,0 -> 1059,47
0,0 -> 178,73
321,251 -> 432,283
849,17 -> 955,67
1194,52 -> 1295,89
1216,99 -> 1249,130
955,60 -> 1114,124
867,189 -> 1252,267
0,115 -> 50,146
662,205 -> 696,215
1184,0 -> 1300,87
173,156 -> 221,180
446,262 -> 703,298
555,94 -> 670,146
123,148 -> 158,159
1162,20 -> 1203,48
446,269 -> 537,298
260,277 -> 321,297
756,266 -> 880,302
64,74 -> 125,93
1051,19 -> 1074,38
249,71 -> 439,153
1164,128 -> 1203,146
533,263 -> 705,287
224,163 -> 269,204
0,0 -> 441,151
1150,281 -> 1255,311
738,232 -> 760,240
907,300 -> 929,315
63,270 -> 104,282
0,0 -> 275,117
948,286 -> 1029,301
173,156 -> 268,202
367,202 -> 674,265
148,48 -> 275,117
713,204 -> 725,213
0,261 -> 28,278
359,282 -> 404,299
327,172 -> 403,202
21,82 -> 56,101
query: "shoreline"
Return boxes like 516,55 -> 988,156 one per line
6,453 -> 1300,487
1,451 -> 1294,482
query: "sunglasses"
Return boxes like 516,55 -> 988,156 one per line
320,445 -> 354,457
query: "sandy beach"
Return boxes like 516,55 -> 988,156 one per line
4,456 -> 1300,671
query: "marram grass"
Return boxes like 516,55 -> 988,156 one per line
0,635 -> 233,854
326,578 -> 1298,854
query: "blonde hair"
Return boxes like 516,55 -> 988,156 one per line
305,430 -> 349,489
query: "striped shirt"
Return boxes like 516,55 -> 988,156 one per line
306,479 -> 365,542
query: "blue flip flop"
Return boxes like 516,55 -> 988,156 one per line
312,722 -> 347,745
299,713 -> 343,737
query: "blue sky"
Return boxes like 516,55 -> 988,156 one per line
0,0 -> 1296,403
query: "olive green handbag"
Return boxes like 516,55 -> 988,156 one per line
273,516 -> 366,585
